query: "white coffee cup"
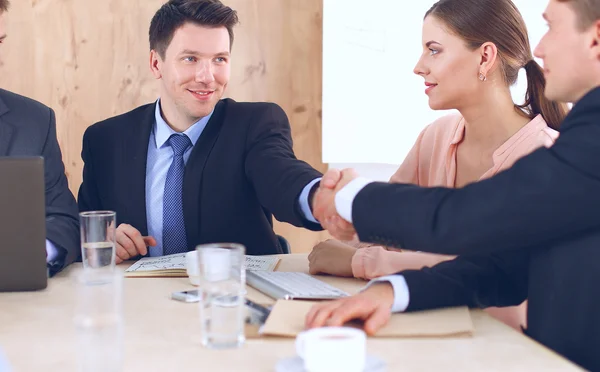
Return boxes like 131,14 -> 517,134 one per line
185,250 -> 200,286
295,327 -> 366,372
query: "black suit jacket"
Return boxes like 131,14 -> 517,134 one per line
350,86 -> 600,371
78,99 -> 322,255
0,89 -> 80,274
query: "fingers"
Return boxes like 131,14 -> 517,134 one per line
116,227 -> 138,259
312,187 -> 334,222
306,295 -> 380,331
114,240 -> 130,263
306,293 -> 392,335
143,236 -> 158,247
305,302 -> 325,328
321,168 -> 342,189
340,168 -> 359,183
364,305 -> 392,336
305,300 -> 345,329
307,248 -> 323,275
308,264 -> 320,275
326,217 -> 357,241
115,224 -> 149,262
326,295 -> 375,327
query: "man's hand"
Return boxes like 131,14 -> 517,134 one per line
312,168 -> 359,240
115,224 -> 157,263
305,282 -> 395,335
308,240 -> 358,277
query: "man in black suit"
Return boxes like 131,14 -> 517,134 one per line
0,0 -> 79,275
306,0 -> 600,370
78,0 -> 322,261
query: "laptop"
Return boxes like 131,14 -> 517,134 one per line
0,157 -> 48,291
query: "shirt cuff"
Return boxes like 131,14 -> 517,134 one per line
298,177 -> 322,224
334,177 -> 373,223
46,239 -> 61,263
364,275 -> 410,312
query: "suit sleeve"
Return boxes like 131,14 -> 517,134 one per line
77,126 -> 101,212
42,108 -> 80,273
401,249 -> 530,311
352,117 -> 600,256
244,104 -> 323,230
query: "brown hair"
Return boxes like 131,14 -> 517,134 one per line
149,0 -> 239,59
557,0 -> 600,30
0,0 -> 10,13
426,0 -> 568,130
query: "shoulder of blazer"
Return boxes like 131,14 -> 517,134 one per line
220,98 -> 287,125
0,89 -> 52,129
84,103 -> 155,141
560,86 -> 600,132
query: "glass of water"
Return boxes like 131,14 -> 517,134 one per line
80,211 -> 116,272
74,270 -> 123,372
196,243 -> 246,349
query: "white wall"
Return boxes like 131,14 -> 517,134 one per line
323,0 -> 549,179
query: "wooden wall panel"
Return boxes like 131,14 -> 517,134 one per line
0,0 -> 329,252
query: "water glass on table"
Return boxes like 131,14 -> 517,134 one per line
73,270 -> 123,372
80,211 -> 116,273
196,243 -> 246,349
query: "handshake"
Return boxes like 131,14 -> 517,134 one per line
311,168 -> 361,241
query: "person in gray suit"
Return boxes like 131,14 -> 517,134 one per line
0,0 -> 79,275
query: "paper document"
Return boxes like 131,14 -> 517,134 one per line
261,300 -> 474,338
125,253 -> 280,277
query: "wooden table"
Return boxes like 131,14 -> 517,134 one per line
0,254 -> 583,371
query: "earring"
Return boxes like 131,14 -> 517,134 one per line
478,72 -> 487,82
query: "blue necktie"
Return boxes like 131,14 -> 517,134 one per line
163,134 -> 192,255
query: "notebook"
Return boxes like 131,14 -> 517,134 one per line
125,252 -> 280,277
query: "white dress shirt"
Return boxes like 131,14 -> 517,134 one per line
335,177 -> 411,312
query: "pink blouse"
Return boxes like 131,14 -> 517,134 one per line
352,113 -> 558,279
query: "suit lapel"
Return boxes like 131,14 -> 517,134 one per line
124,103 -> 155,236
183,99 -> 228,247
0,95 -> 14,156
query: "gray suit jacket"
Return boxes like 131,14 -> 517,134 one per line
0,89 -> 79,274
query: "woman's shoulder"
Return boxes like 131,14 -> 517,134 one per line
528,115 -> 559,149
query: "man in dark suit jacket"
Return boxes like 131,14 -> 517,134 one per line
0,0 -> 79,275
0,89 -> 80,274
78,0 -> 322,261
306,0 -> 600,370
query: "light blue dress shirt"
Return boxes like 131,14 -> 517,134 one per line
146,100 -> 319,256
45,240 -> 59,263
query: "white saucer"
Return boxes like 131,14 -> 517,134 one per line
275,355 -> 386,372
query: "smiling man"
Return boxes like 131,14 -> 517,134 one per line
78,0 -> 323,261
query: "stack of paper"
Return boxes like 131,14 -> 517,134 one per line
124,253 -> 280,277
